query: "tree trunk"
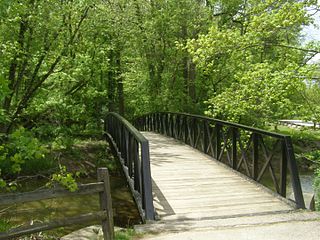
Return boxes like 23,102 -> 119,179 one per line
107,50 -> 115,112
115,50 -> 125,115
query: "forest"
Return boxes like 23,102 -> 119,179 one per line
0,0 -> 320,238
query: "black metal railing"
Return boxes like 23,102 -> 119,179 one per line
134,112 -> 305,209
105,113 -> 155,221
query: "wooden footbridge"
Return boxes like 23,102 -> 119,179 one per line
105,112 -> 320,236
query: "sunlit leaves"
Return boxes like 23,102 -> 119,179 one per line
187,0 -> 317,126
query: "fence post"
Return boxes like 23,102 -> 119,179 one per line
97,168 -> 114,240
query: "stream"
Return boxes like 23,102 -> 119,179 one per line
287,173 -> 315,208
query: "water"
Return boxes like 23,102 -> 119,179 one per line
0,175 -> 141,237
287,173 -> 315,208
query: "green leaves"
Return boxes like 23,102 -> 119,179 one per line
186,0 -> 318,126
0,127 -> 47,176
48,165 -> 79,192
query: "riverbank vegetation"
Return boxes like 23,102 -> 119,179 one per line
1,0 -> 320,237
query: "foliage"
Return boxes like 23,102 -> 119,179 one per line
303,150 -> 320,162
47,165 -> 79,192
0,127 -> 48,178
0,219 -> 12,232
270,125 -> 320,142
186,0 -> 318,126
299,67 -> 320,125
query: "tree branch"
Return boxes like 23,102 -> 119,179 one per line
7,6 -> 91,132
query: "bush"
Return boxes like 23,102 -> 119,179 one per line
0,127 -> 51,178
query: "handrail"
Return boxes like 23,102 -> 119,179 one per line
134,112 -> 306,209
104,112 -> 155,221
159,112 -> 289,138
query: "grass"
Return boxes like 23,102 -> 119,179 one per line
269,124 -> 320,141
0,219 -> 12,232
116,228 -> 143,240
268,124 -> 320,153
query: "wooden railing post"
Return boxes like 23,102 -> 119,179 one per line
97,168 -> 114,240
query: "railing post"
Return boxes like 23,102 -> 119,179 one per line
280,140 -> 287,197
284,136 -> 305,209
215,123 -> 221,160
231,128 -> 238,169
156,113 -> 158,132
192,118 -> 196,147
97,168 -> 114,240
141,117 -> 145,131
184,116 -> 188,143
160,113 -> 162,133
164,113 -> 168,135
128,135 -> 133,177
124,130 -> 129,165
150,114 -> 152,131
172,114 -> 180,139
141,141 -> 155,220
134,141 -> 141,192
159,113 -> 162,133
252,133 -> 259,180
203,120 -> 208,154
169,113 -> 173,137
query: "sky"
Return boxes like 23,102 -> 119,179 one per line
303,23 -> 320,42
302,8 -> 320,62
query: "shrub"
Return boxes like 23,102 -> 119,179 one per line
0,127 -> 50,178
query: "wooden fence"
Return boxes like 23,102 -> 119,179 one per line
0,168 -> 114,240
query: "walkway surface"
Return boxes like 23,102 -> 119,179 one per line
136,132 -> 320,240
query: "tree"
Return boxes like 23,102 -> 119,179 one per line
0,0 -> 93,133
186,0 -> 319,126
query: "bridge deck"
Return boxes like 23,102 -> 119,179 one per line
143,132 -> 294,221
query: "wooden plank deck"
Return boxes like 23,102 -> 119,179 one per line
142,132 -> 295,221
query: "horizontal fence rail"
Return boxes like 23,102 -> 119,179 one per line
105,113 -> 155,221
0,168 -> 114,240
134,112 -> 305,209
